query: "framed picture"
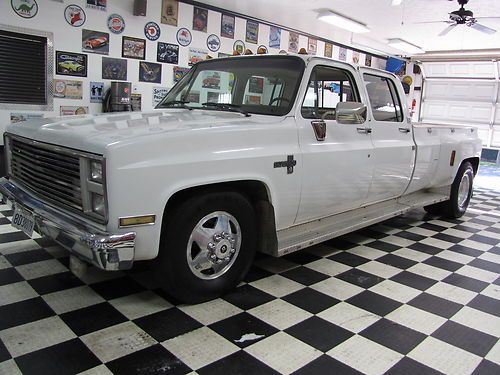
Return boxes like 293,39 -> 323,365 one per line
122,36 -> 146,60
131,93 -> 142,111
82,29 -> 109,55
307,38 -> 317,55
173,66 -> 190,82
157,42 -> 179,64
365,55 -> 372,67
193,7 -> 208,32
86,0 -> 106,11
53,79 -> 83,99
102,57 -> 127,80
246,20 -> 259,44
288,32 -> 299,53
352,51 -> 360,64
90,82 -> 104,103
161,0 -> 178,26
269,27 -> 281,49
139,62 -> 162,83
188,47 -> 208,66
56,51 -> 88,77
221,14 -> 235,39
248,77 -> 263,94
60,106 -> 88,116
339,47 -> 347,61
324,43 -> 333,58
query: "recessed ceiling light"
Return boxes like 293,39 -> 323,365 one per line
391,0 -> 403,6
318,11 -> 370,33
387,38 -> 425,54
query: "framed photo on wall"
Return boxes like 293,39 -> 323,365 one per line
221,14 -> 235,38
161,0 -> 178,26
157,42 -> 179,64
122,36 -> 146,60
139,62 -> 162,83
55,51 -> 88,77
193,7 -> 208,32
246,20 -> 259,44
102,57 -> 127,80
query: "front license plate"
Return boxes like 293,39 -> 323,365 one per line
12,206 -> 35,237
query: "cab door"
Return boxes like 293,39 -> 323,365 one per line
295,62 -> 374,224
361,70 -> 415,203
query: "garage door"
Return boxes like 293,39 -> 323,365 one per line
419,61 -> 500,148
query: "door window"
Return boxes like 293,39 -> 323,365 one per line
363,74 -> 403,122
301,66 -> 359,119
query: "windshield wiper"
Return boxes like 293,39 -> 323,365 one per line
159,100 -> 192,110
201,102 -> 250,117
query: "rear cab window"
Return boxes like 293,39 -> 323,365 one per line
363,73 -> 404,122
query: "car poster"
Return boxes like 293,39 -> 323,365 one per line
56,51 -> 88,77
102,57 -> 127,80
193,7 -> 208,32
86,0 -> 106,11
307,38 -> 317,55
90,81 -> 104,103
11,0 -> 38,19
157,42 -> 179,64
288,32 -> 299,53
173,66 -> 190,82
202,72 -> 221,90
246,20 -> 259,44
53,79 -> 83,99
10,113 -> 43,124
339,47 -> 347,61
365,54 -> 372,67
324,43 -> 333,58
131,93 -> 141,111
161,0 -> 178,26
60,106 -> 88,116
269,27 -> 281,49
122,36 -> 146,60
82,29 -> 109,55
221,14 -> 235,39
153,86 -> 170,107
188,47 -> 208,66
352,51 -> 360,64
248,77 -> 263,94
139,62 -> 162,84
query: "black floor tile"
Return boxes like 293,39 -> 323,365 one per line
467,294 -> 500,317
390,271 -> 437,291
347,291 -> 402,316
282,251 -> 321,265
0,337 -> 10,362
360,318 -> 426,354
359,228 -> 388,240
61,302 -> 128,336
106,344 -> 191,375
443,273 -> 488,293
431,320 -> 497,357
328,251 -> 370,267
15,338 -> 100,375
394,230 -> 426,242
90,276 -> 145,300
377,254 -> 417,269
209,312 -> 279,348
471,360 -> 500,375
365,240 -> 400,253
448,244 -> 483,258
282,287 -> 340,314
408,293 -> 462,318
0,217 -> 11,225
4,249 -> 52,266
408,243 -> 442,255
222,284 -> 275,311
134,308 -> 203,342
281,266 -> 329,286
243,265 -> 273,283
0,267 -> 23,286
199,350 -> 279,375
326,237 -> 358,250
469,218 -> 494,227
469,258 -> 500,274
28,272 -> 84,295
433,233 -> 465,244
386,357 -> 443,375
285,316 -> 353,352
337,269 -> 384,288
451,224 -> 480,234
423,256 -> 464,272
33,237 -> 57,247
0,231 -> 30,243
490,246 -> 500,256
293,355 -> 363,375
0,297 -> 54,330
469,234 -> 499,246
419,222 -> 448,233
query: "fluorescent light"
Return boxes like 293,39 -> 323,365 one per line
318,11 -> 370,33
391,0 -> 403,6
387,38 -> 425,54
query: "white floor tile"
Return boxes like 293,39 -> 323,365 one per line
441,228 -> 473,239
305,258 -> 351,277
436,250 -> 474,265
391,248 -> 432,263
379,235 -> 415,248
250,274 -> 303,298
0,255 -> 11,270
455,265 -> 498,283
109,291 -> 173,320
42,286 -> 105,314
485,340 -> 500,366
318,302 -> 380,333
77,365 -> 114,375
248,299 -> 312,330
356,261 -> 402,279
420,237 -> 454,250
480,284 -> 500,301
0,359 -> 22,375
15,259 -> 68,280
426,282 -> 477,305
407,263 -> 452,281
310,278 -> 364,301
478,252 -> 500,264
458,239 -> 492,252
0,239 -> 40,255
179,298 -> 242,326
451,306 -> 500,337
0,281 -> 37,306
386,304 -> 447,335
346,245 -> 387,260
369,280 -> 421,303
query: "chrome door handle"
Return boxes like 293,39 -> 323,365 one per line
399,127 -> 411,133
357,127 -> 372,134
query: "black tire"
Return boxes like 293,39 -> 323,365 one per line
156,191 -> 256,304
424,161 -> 474,219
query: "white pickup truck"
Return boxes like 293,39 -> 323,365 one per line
0,55 -> 482,303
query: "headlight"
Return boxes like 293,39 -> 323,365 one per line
92,193 -> 105,216
90,160 -> 102,183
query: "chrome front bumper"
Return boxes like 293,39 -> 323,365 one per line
0,178 -> 135,271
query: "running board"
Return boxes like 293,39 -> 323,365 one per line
272,189 -> 449,257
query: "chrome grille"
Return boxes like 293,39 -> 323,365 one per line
9,137 -> 83,212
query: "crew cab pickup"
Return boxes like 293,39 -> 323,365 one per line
0,55 -> 482,303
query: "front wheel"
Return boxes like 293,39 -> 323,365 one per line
155,191 -> 256,304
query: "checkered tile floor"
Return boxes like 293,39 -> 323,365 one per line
1,188 -> 499,375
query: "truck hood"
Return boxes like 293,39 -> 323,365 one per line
5,110 -> 285,155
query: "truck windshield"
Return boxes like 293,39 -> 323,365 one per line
157,56 -> 305,116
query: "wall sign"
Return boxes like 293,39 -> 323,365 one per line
86,0 -> 106,11
288,32 -> 299,53
107,14 -> 125,34
139,62 -> 162,84
122,36 -> 146,60
157,42 -> 179,64
10,113 -> 43,124
269,27 -> 281,49
102,57 -> 127,80
233,40 -> 245,55
56,51 -> 88,77
153,86 -> 170,107
188,47 -> 208,66
64,5 -> 86,27
173,66 -> 190,82
192,7 -> 208,32
54,79 -> 83,99
11,0 -> 38,19
161,0 -> 178,26
60,106 -> 88,116
144,22 -> 161,41
176,28 -> 192,47
207,34 -> 220,52
221,14 -> 235,39
82,29 -> 109,55
246,20 -> 259,44
90,82 -> 104,103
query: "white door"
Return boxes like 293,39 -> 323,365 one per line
361,70 -> 415,203
295,62 -> 374,224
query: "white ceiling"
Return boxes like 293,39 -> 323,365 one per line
200,0 -> 500,56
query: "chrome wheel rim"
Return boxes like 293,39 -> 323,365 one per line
457,173 -> 471,210
186,211 -> 241,280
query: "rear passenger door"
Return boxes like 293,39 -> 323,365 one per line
362,70 -> 415,203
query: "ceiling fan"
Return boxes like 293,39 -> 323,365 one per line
419,0 -> 500,36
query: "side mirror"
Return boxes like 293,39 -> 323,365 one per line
336,102 -> 367,124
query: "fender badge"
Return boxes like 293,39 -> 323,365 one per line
274,155 -> 296,174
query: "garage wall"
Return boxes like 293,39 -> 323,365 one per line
0,0 -> 386,144
420,61 -> 500,147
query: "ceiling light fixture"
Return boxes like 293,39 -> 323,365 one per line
391,0 -> 403,6
317,11 -> 370,33
387,38 -> 425,54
